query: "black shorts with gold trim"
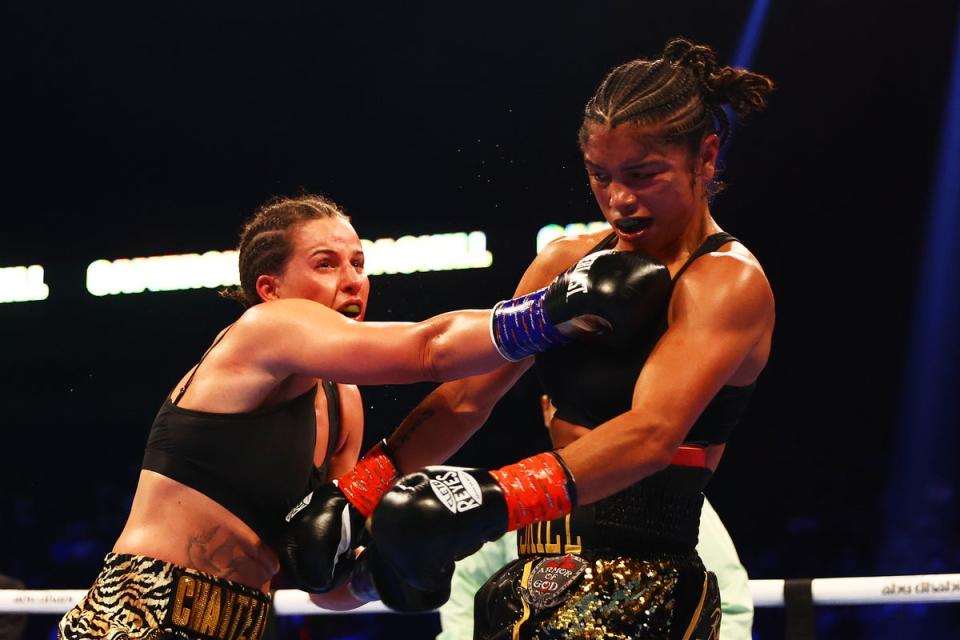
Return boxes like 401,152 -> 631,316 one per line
473,549 -> 719,640
474,466 -> 720,640
58,553 -> 271,640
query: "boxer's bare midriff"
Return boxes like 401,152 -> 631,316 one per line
113,470 -> 278,593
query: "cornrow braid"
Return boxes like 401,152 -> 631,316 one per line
221,194 -> 350,307
579,37 -> 774,152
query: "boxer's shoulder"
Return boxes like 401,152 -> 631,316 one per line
538,229 -> 611,272
516,229 -> 611,294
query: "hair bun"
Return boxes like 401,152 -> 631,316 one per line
663,37 -> 719,87
712,68 -> 775,117
663,36 -> 773,118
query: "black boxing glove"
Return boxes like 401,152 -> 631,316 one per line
347,544 -> 451,613
278,440 -> 398,593
366,452 -> 575,593
491,250 -> 671,360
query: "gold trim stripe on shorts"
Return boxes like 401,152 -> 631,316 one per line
511,560 -> 536,640
680,571 -> 709,640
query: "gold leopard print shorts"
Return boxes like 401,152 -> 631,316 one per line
58,553 -> 271,640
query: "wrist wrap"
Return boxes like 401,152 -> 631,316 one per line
491,288 -> 570,362
490,451 -> 576,532
337,440 -> 399,517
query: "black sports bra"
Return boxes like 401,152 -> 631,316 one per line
141,328 -> 340,544
535,231 -> 754,444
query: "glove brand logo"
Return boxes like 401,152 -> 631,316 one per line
564,252 -> 605,300
429,470 -> 483,514
284,491 -> 314,522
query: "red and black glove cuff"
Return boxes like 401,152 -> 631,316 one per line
489,451 -> 577,532
337,439 -> 399,518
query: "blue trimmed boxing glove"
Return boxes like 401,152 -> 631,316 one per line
491,250 -> 672,360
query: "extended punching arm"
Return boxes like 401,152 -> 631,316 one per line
282,250 -> 670,600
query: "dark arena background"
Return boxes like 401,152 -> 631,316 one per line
3,1 -> 959,639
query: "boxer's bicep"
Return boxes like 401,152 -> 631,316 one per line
629,256 -> 773,445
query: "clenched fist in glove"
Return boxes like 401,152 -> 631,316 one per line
364,452 -> 576,598
277,440 -> 398,593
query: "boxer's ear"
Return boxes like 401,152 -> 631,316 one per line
256,274 -> 281,302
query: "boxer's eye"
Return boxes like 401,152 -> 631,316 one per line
588,172 -> 610,184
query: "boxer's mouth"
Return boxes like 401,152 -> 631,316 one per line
614,217 -> 653,233
338,303 -> 362,319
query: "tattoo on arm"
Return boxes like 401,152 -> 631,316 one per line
388,408 -> 435,450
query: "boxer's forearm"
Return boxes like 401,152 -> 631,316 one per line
387,384 -> 491,473
555,409 -> 677,505
387,362 -> 531,473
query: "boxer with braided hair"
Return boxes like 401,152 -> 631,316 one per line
358,38 -> 775,639
58,193 -> 663,640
